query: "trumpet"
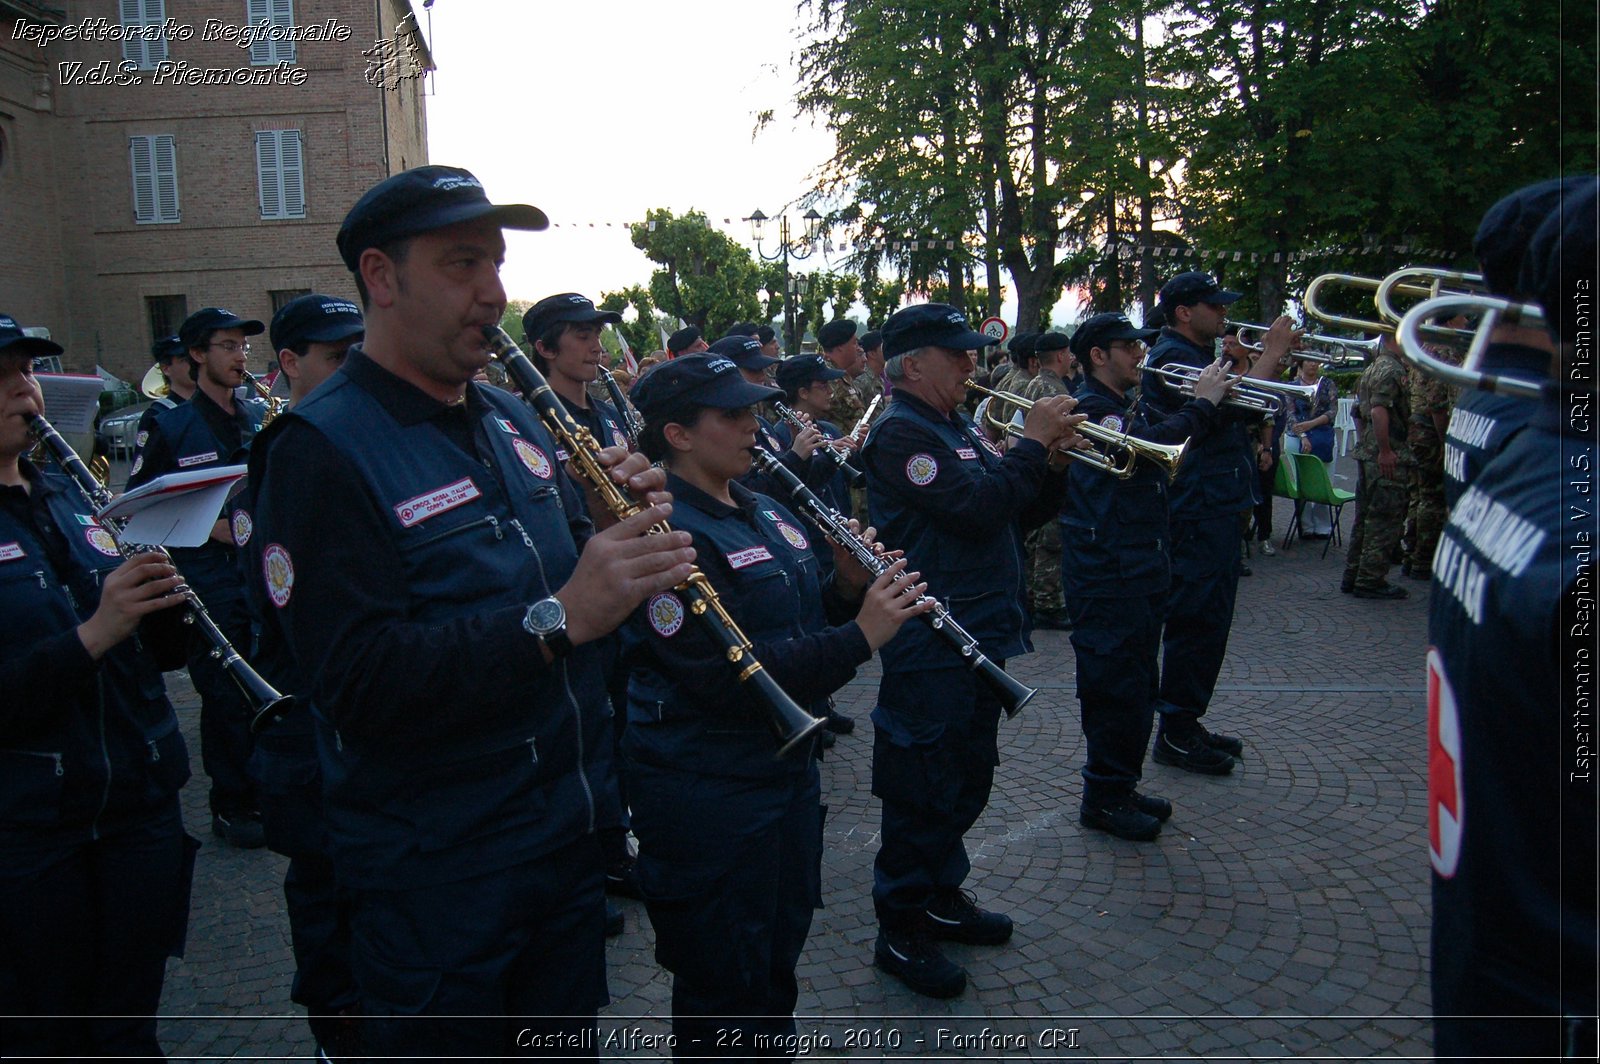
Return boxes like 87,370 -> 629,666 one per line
1136,360 -> 1322,416
26,411 -> 292,729
772,401 -> 866,488
964,380 -> 1187,480
750,447 -> 1038,717
481,325 -> 827,758
1233,321 -> 1380,364
1303,269 -> 1480,344
1398,294 -> 1549,401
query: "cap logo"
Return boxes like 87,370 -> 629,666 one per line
323,301 -> 360,316
432,175 -> 483,191
708,358 -> 736,374
741,339 -> 759,351
0,316 -> 16,329
565,295 -> 587,304
946,312 -> 965,324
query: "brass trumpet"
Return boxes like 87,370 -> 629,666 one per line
1233,321 -> 1380,364
1137,360 -> 1322,415
964,380 -> 1187,481
1303,269 -> 1480,344
1397,294 -> 1549,401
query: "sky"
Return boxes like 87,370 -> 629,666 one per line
420,0 -> 850,312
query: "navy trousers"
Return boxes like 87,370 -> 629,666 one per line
180,547 -> 257,817
1067,592 -> 1164,806
1156,513 -> 1242,723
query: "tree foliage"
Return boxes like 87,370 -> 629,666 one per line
625,209 -> 767,339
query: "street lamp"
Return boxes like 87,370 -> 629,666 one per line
746,207 -> 823,356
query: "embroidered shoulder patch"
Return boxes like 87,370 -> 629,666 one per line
513,438 -> 553,480
905,453 -> 939,486
775,521 -> 809,551
1099,414 -> 1125,433
85,527 -> 121,558
263,544 -> 294,608
647,592 -> 685,637
231,509 -> 254,546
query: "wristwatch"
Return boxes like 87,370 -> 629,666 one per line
523,596 -> 573,658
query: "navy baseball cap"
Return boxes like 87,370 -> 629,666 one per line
178,307 -> 265,348
880,303 -> 992,358
1519,175 -> 1598,343
521,293 -> 621,341
1069,313 -> 1159,357
817,319 -> 859,350
1474,177 -> 1583,297
270,294 -> 364,353
632,354 -> 782,418
707,335 -> 779,370
860,329 -> 882,352
0,313 -> 63,359
337,165 -> 549,271
775,354 -> 846,390
667,326 -> 703,355
1158,271 -> 1241,310
152,334 -> 186,363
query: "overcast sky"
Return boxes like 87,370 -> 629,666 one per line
421,0 -> 848,310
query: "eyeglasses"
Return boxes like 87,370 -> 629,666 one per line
208,340 -> 251,354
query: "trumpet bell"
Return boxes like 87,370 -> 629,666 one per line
140,363 -> 170,399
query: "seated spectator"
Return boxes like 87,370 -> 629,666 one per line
1283,355 -> 1339,537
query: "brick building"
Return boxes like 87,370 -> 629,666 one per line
0,0 -> 430,380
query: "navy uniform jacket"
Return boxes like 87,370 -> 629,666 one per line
1140,328 -> 1259,519
132,393 -> 182,459
1062,376 -> 1220,598
1443,342 -> 1550,508
742,414 -> 834,501
862,390 -> 1065,674
251,349 -> 621,890
0,462 -> 190,841
556,391 -> 631,456
1428,392 -> 1597,1019
621,475 -> 869,780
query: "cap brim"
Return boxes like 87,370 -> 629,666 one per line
1214,291 -> 1243,305
921,327 -> 994,354
698,377 -> 785,409
0,336 -> 65,358
298,321 -> 366,344
816,366 -> 847,381
1107,327 -> 1161,343
214,316 -> 266,336
741,353 -> 780,369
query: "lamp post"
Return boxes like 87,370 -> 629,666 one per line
745,207 -> 823,356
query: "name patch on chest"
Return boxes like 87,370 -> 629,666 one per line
178,450 -> 219,468
725,545 -> 774,570
955,447 -> 978,460
0,541 -> 25,563
394,477 -> 482,528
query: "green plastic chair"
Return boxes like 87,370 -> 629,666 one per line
1273,452 -> 1301,550
1289,451 -> 1356,558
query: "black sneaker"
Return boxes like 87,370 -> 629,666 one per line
874,925 -> 968,998
1080,798 -> 1162,841
1353,582 -> 1409,600
212,811 -> 266,849
924,887 -> 1013,945
1197,724 -> 1245,759
605,901 -> 624,938
825,709 -> 855,735
1152,731 -> 1236,775
605,855 -> 644,899
1131,791 -> 1173,822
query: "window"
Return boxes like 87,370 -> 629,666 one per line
270,289 -> 311,315
129,135 -> 179,224
256,130 -> 305,219
146,295 -> 188,346
119,0 -> 169,70
246,0 -> 297,65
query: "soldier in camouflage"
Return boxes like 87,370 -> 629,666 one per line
1341,333 -> 1413,599
1403,328 -> 1465,580
1020,333 -> 1075,628
817,319 -> 867,432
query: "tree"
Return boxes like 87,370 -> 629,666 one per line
626,209 -> 766,338
597,285 -> 666,359
499,299 -> 532,345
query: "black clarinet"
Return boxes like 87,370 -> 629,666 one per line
596,364 -> 644,446
750,446 -> 1038,718
481,326 -> 826,758
26,412 -> 292,725
771,401 -> 866,488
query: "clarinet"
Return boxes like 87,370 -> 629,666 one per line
749,446 -> 1038,718
771,401 -> 866,488
481,326 -> 827,758
25,412 -> 292,726
596,364 -> 644,446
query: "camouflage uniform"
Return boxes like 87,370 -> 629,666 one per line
988,365 -> 1034,432
1342,349 -> 1413,592
826,375 -> 866,434
850,367 -> 885,420
1404,344 -> 1461,578
1020,368 -> 1070,617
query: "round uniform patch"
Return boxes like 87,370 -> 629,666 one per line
513,438 -> 553,479
231,509 -> 254,546
262,544 -> 295,608
135,429 -> 149,448
905,453 -> 939,486
129,455 -> 143,477
85,526 -> 121,558
775,521 -> 809,551
1099,414 -> 1125,433
647,592 -> 685,637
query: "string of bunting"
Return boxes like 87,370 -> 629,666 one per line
541,219 -> 1458,263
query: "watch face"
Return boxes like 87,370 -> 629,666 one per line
528,598 -> 564,633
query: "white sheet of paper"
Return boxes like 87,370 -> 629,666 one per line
37,374 -> 104,434
99,466 -> 246,549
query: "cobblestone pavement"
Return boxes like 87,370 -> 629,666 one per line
154,458 -> 1438,1061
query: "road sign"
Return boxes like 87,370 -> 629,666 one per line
979,316 -> 1008,343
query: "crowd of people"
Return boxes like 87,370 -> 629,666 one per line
1,163 -> 1592,1062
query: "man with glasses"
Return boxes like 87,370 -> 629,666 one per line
1063,313 -> 1233,839
129,307 -> 270,847
1139,274 -> 1294,776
